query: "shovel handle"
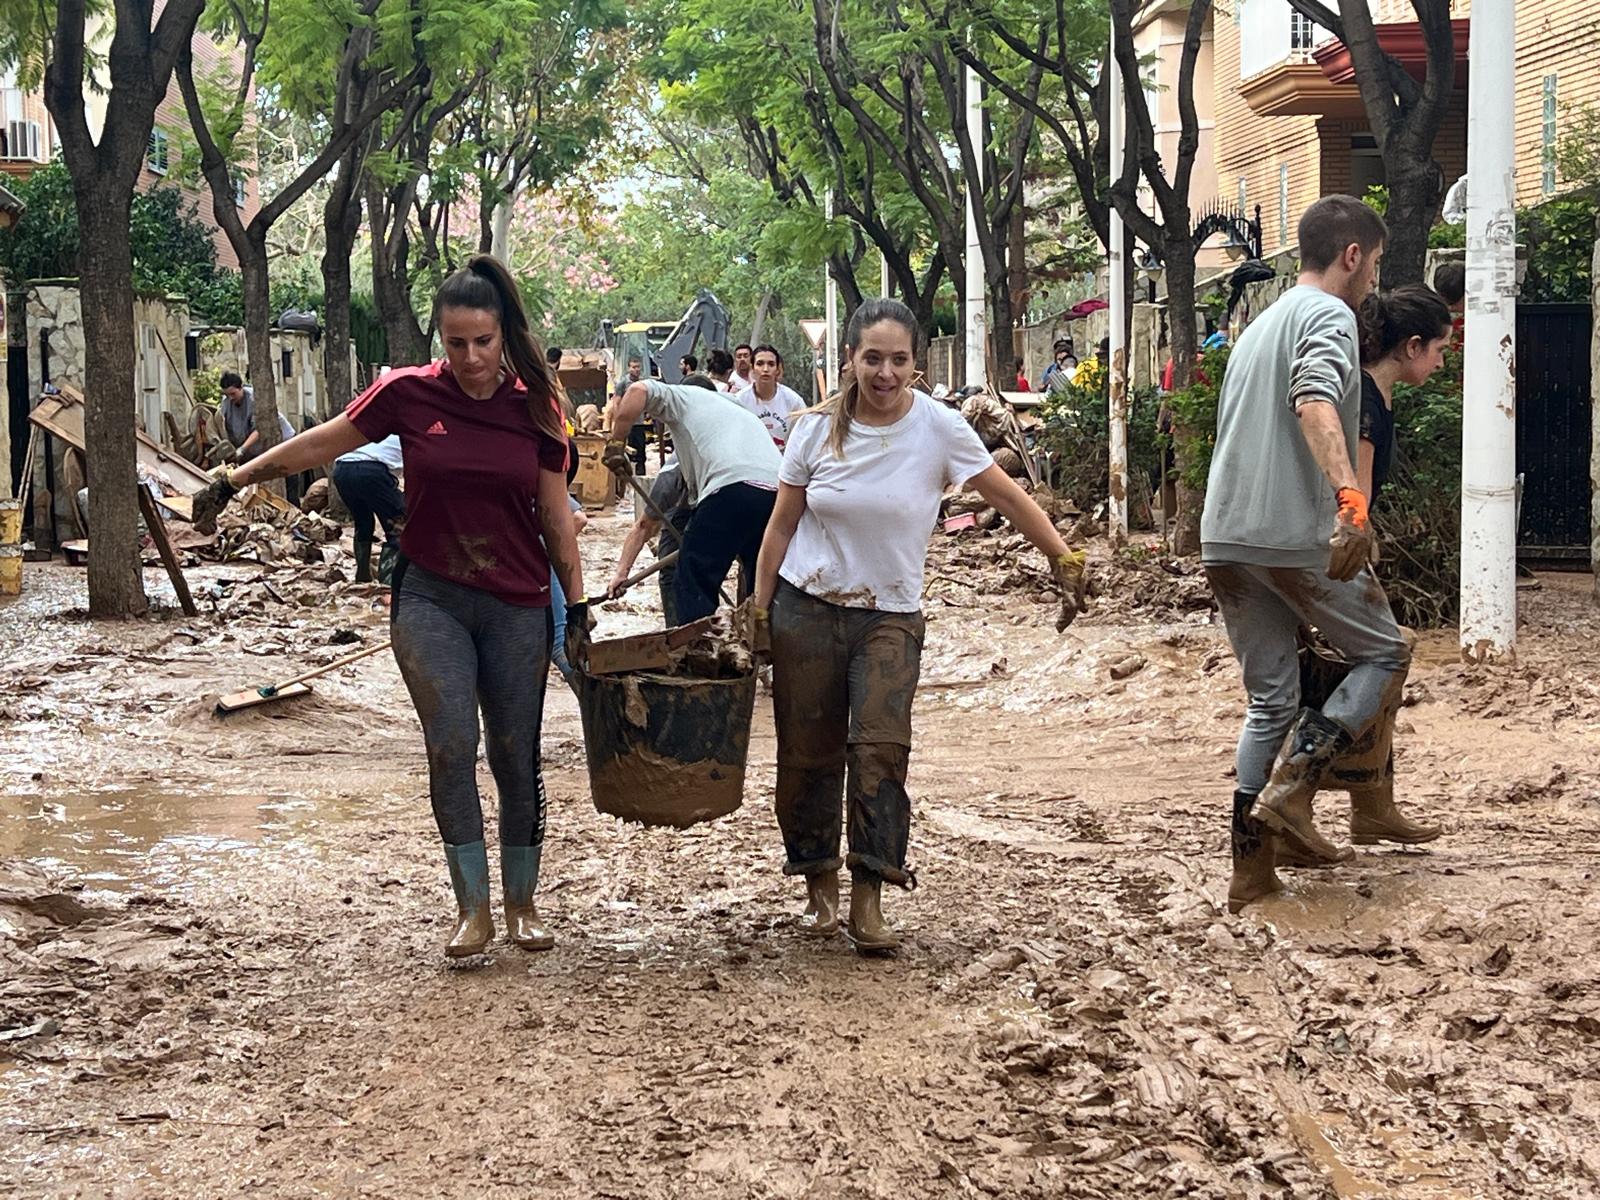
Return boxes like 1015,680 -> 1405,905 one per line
617,472 -> 734,607
602,550 -> 679,603
272,639 -> 393,691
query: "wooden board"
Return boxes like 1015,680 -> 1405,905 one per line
29,387 -> 214,496
215,682 -> 313,714
582,615 -> 718,676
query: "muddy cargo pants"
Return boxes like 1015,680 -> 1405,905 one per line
770,580 -> 924,887
1204,563 -> 1411,794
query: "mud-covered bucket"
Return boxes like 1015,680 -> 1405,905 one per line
0,499 -> 20,545
575,668 -> 757,828
0,545 -> 20,597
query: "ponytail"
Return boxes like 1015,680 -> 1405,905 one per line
1358,284 -> 1453,366
434,254 -> 566,447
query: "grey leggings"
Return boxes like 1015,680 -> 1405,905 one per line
1205,563 -> 1411,794
391,561 -> 552,846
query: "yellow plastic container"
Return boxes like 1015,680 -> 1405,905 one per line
0,545 -> 21,596
0,499 -> 19,545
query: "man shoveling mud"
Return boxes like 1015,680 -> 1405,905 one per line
1200,195 -> 1414,913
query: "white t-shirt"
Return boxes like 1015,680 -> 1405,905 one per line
336,433 -> 403,471
642,380 -> 781,505
735,383 -> 808,448
778,391 -> 994,613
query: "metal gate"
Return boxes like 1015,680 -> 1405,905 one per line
1515,302 -> 1592,560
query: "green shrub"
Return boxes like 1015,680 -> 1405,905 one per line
1520,191 -> 1597,303
1165,344 -> 1229,491
1036,369 -> 1162,518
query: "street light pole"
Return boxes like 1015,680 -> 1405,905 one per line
1107,20 -> 1129,543
1459,0 -> 1518,660
824,188 -> 839,395
964,61 -> 987,390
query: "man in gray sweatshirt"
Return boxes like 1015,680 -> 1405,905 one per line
1201,195 -> 1412,913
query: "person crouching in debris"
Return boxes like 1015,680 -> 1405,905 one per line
1201,196 -> 1413,914
603,374 -> 781,623
751,298 -> 1088,953
190,254 -> 587,960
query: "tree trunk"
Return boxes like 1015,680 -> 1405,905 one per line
1382,162 -> 1439,287
74,179 -> 148,616
1163,241 -> 1203,556
828,254 -> 863,327
987,270 -> 1015,388
322,170 -> 362,412
239,228 -> 283,467
749,289 -> 775,346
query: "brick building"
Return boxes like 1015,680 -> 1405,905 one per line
1132,0 -> 1600,259
0,26 -> 259,270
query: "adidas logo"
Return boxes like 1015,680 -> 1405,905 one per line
425,420 -> 448,435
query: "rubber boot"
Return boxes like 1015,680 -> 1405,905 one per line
799,870 -> 840,935
443,840 -> 494,958
845,878 -> 899,953
353,535 -> 373,583
501,844 -> 555,952
1254,709 -> 1355,865
1228,790 -> 1285,913
1350,784 -> 1442,845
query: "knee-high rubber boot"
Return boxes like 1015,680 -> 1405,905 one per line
1229,790 -> 1284,913
353,535 -> 373,583
502,844 -> 555,952
443,840 -> 493,958
801,870 -> 840,936
776,763 -> 846,932
1350,772 -> 1442,845
1254,709 -> 1355,865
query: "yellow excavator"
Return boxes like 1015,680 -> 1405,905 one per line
601,289 -> 730,393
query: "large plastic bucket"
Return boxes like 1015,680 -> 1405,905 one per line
575,668 -> 757,828
1298,628 -> 1416,789
0,499 -> 20,545
0,545 -> 20,596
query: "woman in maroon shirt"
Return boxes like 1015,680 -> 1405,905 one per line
193,256 -> 586,959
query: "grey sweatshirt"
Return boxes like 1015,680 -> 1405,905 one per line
1200,285 -> 1361,568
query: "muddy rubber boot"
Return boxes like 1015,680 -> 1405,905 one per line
1228,791 -> 1285,913
845,878 -> 899,954
799,870 -> 840,935
1254,709 -> 1356,865
443,840 -> 494,958
1350,786 -> 1442,846
353,536 -> 373,583
501,844 -> 555,952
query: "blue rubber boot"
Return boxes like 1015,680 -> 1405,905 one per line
501,845 -> 555,952
443,840 -> 493,958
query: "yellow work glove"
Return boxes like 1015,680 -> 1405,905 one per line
1050,549 -> 1088,631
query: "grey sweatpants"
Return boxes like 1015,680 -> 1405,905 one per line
391,561 -> 552,847
1205,563 -> 1411,794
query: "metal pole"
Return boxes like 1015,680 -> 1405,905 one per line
1459,0 -> 1518,661
880,248 -> 891,298
1107,22 -> 1129,543
964,62 -> 986,390
824,189 -> 840,395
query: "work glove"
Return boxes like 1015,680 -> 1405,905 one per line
1050,549 -> 1088,631
751,604 -> 772,662
1327,487 -> 1374,582
564,598 -> 596,672
601,439 -> 633,479
191,467 -> 240,534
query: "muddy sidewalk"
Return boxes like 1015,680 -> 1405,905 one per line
2,521 -> 1598,1197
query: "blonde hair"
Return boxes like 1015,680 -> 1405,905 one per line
815,298 -> 922,458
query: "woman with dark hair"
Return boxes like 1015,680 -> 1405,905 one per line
1357,284 -> 1453,506
192,255 -> 586,960
752,298 -> 1086,953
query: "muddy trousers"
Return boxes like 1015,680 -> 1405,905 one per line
390,562 -> 552,849
675,483 -> 776,623
1204,563 -> 1411,795
770,581 -> 925,886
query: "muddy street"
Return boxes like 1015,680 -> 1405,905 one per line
3,505 -> 1599,1198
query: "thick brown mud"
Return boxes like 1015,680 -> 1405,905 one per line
2,511 -> 1599,1197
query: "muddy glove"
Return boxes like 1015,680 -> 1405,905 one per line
1050,549 -> 1088,631
191,467 -> 240,534
564,599 -> 596,672
601,440 -> 633,479
1327,487 -> 1373,582
751,605 -> 772,662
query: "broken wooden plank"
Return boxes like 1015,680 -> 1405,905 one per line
29,388 -> 214,496
136,486 -> 198,617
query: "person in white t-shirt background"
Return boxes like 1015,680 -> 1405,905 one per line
729,342 -> 755,391
752,298 -> 1088,953
735,344 -> 808,448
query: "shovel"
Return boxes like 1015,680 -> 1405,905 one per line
215,639 -> 392,715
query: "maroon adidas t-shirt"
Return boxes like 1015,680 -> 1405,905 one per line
345,361 -> 567,606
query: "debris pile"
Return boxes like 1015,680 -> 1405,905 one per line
203,486 -> 344,566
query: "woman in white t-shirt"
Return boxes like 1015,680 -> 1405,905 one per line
752,299 -> 1087,953
736,344 -> 808,448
